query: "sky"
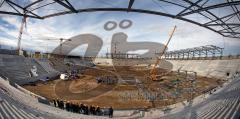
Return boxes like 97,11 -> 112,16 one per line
0,0 -> 239,56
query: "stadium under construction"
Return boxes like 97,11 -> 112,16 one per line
0,0 -> 240,119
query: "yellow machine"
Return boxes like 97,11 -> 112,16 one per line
149,26 -> 177,81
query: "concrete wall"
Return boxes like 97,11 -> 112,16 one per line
94,58 -> 155,66
0,54 -> 57,84
168,59 -> 240,79
94,58 -> 240,79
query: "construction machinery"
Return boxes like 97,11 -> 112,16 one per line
16,14 -> 71,56
148,26 -> 177,81
30,36 -> 71,55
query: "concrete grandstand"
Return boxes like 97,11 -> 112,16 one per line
0,0 -> 240,119
0,53 -> 239,118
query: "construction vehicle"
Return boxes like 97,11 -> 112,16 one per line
148,26 -> 177,81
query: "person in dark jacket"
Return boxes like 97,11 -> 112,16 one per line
109,106 -> 113,118
92,106 -> 96,115
53,99 -> 56,107
85,105 -> 89,115
80,103 -> 84,114
66,101 -> 70,111
96,106 -> 101,115
60,100 -> 64,109
56,99 -> 60,108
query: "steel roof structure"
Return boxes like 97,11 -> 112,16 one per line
0,0 -> 240,38
162,45 -> 224,59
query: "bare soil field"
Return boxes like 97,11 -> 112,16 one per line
23,66 -> 222,109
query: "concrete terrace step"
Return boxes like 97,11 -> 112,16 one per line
35,59 -> 58,73
0,88 -> 52,119
224,98 -> 239,119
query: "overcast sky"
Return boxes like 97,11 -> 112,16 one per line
0,0 -> 239,56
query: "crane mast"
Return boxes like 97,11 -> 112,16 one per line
17,15 -> 27,55
149,26 -> 177,81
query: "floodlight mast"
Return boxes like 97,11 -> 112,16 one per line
149,25 -> 177,81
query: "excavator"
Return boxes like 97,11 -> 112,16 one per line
148,26 -> 177,81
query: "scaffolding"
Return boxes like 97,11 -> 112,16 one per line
161,45 -> 224,60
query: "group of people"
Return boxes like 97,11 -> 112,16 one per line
52,99 -> 113,118
96,76 -> 118,85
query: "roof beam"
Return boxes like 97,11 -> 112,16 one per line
24,0 -> 43,9
127,0 -> 135,12
200,0 -> 209,7
180,1 -> 240,16
30,1 -> 56,12
206,23 -> 240,26
158,0 -> 216,24
219,25 -> 240,32
65,0 -> 77,12
0,11 -> 43,19
53,0 -> 77,13
42,8 -> 225,36
182,0 -> 235,36
4,0 -> 42,18
204,11 -> 240,25
0,0 -> 239,39
5,0 -> 21,14
176,0 -> 203,16
224,35 -> 240,38
221,32 -> 240,34
228,0 -> 240,22
0,0 -> 5,7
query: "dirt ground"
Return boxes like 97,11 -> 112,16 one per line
23,66 -> 222,109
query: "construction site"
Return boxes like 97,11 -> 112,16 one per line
0,0 -> 240,119
23,64 -> 222,109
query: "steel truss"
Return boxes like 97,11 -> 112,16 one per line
106,53 -> 139,59
162,45 -> 224,60
0,0 -> 239,38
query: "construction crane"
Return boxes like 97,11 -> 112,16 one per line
17,15 -> 27,55
30,36 -> 71,55
16,13 -> 71,56
148,26 -> 177,81
49,38 -> 71,56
